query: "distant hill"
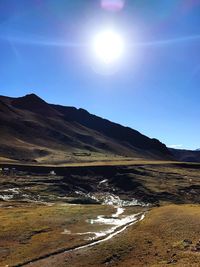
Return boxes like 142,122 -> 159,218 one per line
0,93 -> 172,164
169,148 -> 200,163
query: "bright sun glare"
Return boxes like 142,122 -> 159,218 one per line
92,30 -> 125,64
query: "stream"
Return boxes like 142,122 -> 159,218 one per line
14,204 -> 147,267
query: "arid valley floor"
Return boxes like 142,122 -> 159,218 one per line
1,161 -> 200,267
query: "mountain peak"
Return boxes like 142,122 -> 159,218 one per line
23,93 -> 44,102
11,93 -> 59,117
25,93 -> 39,97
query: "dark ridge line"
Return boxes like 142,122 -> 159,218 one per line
12,213 -> 144,267
1,162 -> 199,177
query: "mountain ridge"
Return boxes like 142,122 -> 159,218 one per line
0,93 -> 172,164
169,148 -> 200,163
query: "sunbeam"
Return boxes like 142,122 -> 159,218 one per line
1,33 -> 200,49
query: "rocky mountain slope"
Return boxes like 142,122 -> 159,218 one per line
0,93 -> 172,164
170,148 -> 200,163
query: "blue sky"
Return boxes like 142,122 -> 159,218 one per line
0,0 -> 200,149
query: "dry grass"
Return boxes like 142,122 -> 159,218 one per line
0,158 -> 181,167
29,205 -> 200,267
0,203 -> 116,267
1,163 -> 200,266
0,157 -> 18,163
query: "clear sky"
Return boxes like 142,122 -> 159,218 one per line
0,0 -> 200,149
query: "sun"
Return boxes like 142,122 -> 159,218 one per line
92,30 -> 125,64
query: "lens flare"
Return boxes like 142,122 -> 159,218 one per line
101,0 -> 125,12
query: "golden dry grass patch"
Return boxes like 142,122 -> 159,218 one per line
28,205 -> 200,267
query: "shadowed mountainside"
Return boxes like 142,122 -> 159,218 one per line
170,148 -> 200,163
0,93 -> 172,164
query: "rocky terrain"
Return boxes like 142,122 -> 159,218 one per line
1,162 -> 200,266
1,162 -> 200,205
